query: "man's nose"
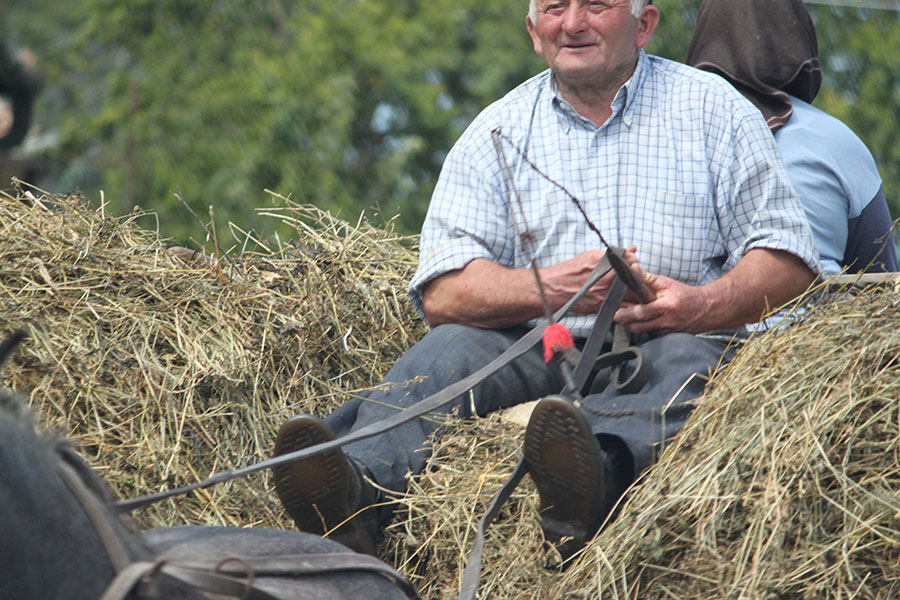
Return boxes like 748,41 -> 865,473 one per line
561,3 -> 589,34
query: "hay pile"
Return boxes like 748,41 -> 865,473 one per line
2,184 -> 900,599
557,288 -> 900,600
0,185 -> 426,529
387,288 -> 900,599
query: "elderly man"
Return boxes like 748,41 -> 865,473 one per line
272,0 -> 820,560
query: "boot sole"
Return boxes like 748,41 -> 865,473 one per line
523,396 -> 606,560
272,416 -> 352,535
271,416 -> 378,555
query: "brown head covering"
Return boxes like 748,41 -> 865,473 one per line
686,0 -> 822,132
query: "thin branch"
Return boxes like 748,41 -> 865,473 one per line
173,190 -> 242,279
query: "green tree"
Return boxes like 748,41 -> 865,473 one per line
6,0 -> 545,242
812,6 -> 900,215
5,0 -> 899,242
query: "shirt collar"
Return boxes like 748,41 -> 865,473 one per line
617,50 -> 648,126
549,50 -> 649,130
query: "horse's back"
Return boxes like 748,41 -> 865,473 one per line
0,328 -> 417,600
144,525 -> 416,600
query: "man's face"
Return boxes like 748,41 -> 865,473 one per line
527,0 -> 658,92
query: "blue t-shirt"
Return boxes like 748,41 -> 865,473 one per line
775,96 -> 897,274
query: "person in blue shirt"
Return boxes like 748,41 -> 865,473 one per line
687,0 -> 898,276
271,0 -> 820,562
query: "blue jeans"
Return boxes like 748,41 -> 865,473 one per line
325,324 -> 734,501
326,324 -> 563,496
580,332 -> 736,478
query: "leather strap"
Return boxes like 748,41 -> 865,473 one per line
571,275 -> 628,392
573,246 -> 654,395
99,561 -> 165,600
170,553 -> 420,599
116,255 -> 616,513
101,552 -> 421,600
100,559 -> 282,600
457,273 -> 631,600
457,457 -> 527,600
56,460 -> 135,574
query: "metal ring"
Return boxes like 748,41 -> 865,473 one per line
612,347 -> 651,394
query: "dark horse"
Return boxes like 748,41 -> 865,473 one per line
0,331 -> 418,600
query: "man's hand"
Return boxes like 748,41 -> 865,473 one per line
615,248 -> 816,334
422,247 -> 638,329
615,271 -> 712,334
544,246 -> 639,315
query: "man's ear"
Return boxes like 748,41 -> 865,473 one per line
526,16 -> 544,56
635,5 -> 660,49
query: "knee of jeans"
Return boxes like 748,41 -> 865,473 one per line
645,332 -> 695,351
424,323 -> 473,343
421,323 -> 511,355
644,332 -> 722,362
394,324 -> 470,368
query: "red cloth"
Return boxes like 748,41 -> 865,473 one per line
542,323 -> 574,363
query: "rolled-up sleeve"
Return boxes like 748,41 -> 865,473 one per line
407,129 -> 515,317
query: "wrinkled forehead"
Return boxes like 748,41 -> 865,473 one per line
529,0 -> 650,18
535,0 -> 629,7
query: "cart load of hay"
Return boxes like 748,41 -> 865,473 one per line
1,186 -> 898,599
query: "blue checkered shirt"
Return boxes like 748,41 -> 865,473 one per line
409,52 -> 821,337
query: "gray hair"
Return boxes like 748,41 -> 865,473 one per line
528,0 -> 649,22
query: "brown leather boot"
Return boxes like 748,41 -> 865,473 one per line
272,415 -> 380,555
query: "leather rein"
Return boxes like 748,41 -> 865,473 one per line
56,456 -> 420,600
107,249 -> 645,600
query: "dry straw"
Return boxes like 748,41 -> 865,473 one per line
0,184 -> 425,531
389,287 -> 900,599
2,184 -> 899,599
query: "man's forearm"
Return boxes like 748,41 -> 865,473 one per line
422,249 -> 623,329
422,259 -> 550,329
698,248 -> 816,328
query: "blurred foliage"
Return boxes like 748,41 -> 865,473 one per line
4,0 -> 544,242
2,0 -> 899,243
812,5 -> 900,211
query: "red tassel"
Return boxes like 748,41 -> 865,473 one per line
542,323 -> 575,363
